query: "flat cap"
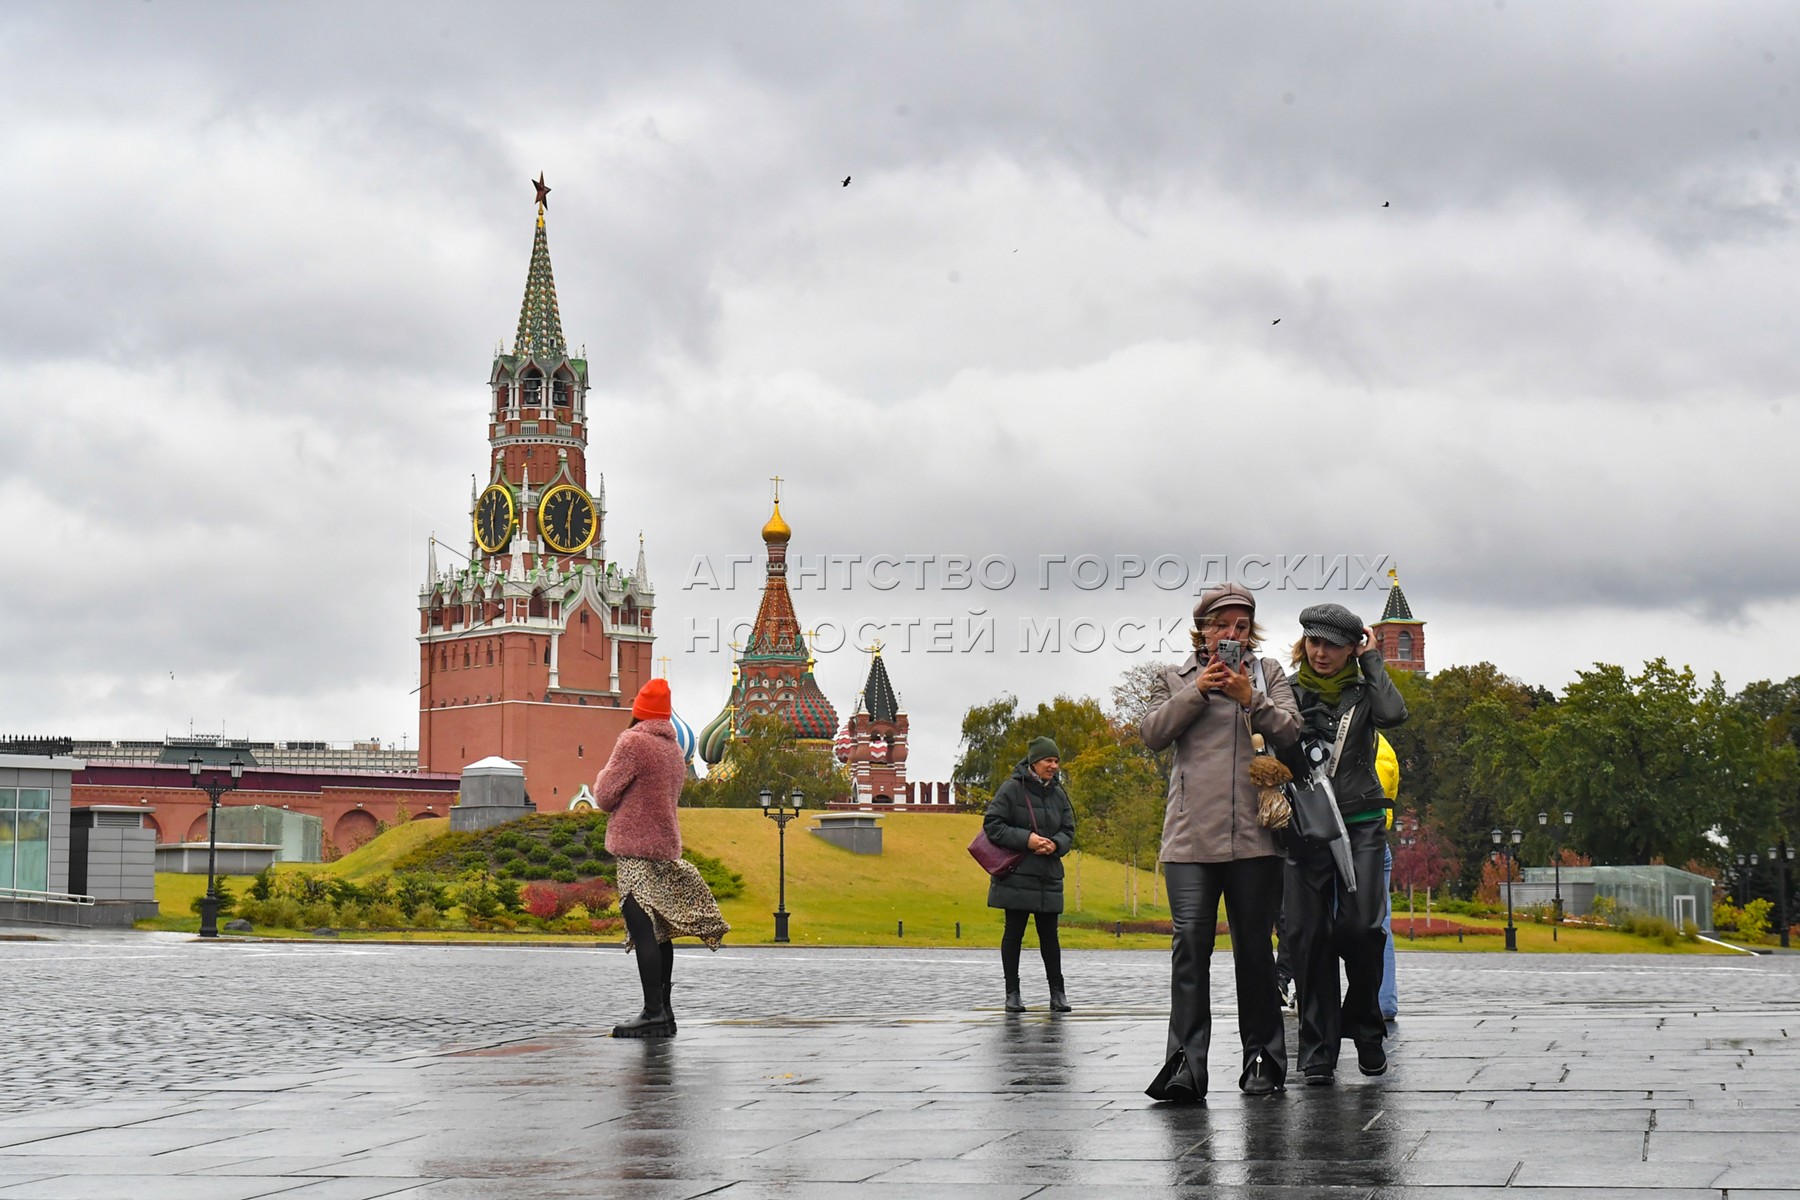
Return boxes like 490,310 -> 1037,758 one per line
1194,583 -> 1257,622
1298,602 -> 1364,646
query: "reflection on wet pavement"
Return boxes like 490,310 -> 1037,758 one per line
0,941 -> 1796,1197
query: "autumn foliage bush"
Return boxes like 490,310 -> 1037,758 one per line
522,878 -> 618,920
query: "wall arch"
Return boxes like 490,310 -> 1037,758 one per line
333,809 -> 381,853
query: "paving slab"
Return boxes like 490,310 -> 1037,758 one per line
2,937 -> 1797,1197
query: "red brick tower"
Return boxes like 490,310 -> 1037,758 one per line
1371,568 -> 1425,672
837,646 -> 909,804
417,179 -> 655,809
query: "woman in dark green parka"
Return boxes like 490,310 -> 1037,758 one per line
984,736 -> 1077,1013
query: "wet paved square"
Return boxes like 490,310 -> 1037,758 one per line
2,934 -> 1797,1198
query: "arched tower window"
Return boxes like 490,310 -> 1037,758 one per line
529,589 -> 548,618
1398,630 -> 1413,660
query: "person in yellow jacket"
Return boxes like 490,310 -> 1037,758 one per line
1375,734 -> 1400,1022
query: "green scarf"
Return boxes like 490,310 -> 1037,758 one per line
1296,658 -> 1361,705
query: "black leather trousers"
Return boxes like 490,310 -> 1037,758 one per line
1284,820 -> 1389,1074
1163,857 -> 1286,1094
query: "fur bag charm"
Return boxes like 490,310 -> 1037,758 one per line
1249,751 -> 1294,829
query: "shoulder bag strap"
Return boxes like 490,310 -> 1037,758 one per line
1328,706 -> 1357,778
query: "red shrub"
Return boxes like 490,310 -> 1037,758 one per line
572,877 -> 617,914
522,882 -> 565,919
522,878 -> 617,921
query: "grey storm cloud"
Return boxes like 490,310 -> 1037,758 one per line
5,1 -> 1800,773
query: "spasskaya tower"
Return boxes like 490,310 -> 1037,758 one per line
417,176 -> 656,809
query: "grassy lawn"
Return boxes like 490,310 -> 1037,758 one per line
138,810 -> 1738,954
679,809 -> 1176,949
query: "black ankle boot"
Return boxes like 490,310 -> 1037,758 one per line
1048,985 -> 1071,1013
612,1005 -> 674,1038
1004,987 -> 1025,1013
662,983 -> 676,1034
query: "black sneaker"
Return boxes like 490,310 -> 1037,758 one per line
1303,1067 -> 1334,1086
1356,1040 -> 1387,1076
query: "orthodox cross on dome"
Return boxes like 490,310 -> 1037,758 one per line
513,175 -> 567,360
657,655 -> 673,679
770,474 -> 783,503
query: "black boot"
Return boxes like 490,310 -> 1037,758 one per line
614,899 -> 673,1038
1004,981 -> 1025,1012
659,940 -> 676,1034
1048,981 -> 1071,1013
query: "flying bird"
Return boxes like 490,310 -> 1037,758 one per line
1382,201 -> 1390,208
841,176 -> 851,187
1271,318 -> 1281,325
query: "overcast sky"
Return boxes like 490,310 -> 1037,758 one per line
5,2 -> 1800,779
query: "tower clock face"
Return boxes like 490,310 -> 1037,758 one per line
537,483 -> 598,554
473,484 -> 516,554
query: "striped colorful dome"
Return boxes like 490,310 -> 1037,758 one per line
698,702 -> 735,766
670,710 -> 697,762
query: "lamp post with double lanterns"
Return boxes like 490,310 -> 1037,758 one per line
1735,852 -> 1760,908
188,755 -> 245,939
1770,840 -> 1795,949
760,787 -> 803,944
1493,827 -> 1522,951
1538,809 -> 1574,937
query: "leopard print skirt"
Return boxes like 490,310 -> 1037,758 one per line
616,856 -> 730,951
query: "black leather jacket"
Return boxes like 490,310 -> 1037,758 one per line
1285,649 -> 1408,817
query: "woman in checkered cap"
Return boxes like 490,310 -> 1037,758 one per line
1283,602 -> 1408,1085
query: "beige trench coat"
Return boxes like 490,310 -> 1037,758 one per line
1141,653 -> 1302,864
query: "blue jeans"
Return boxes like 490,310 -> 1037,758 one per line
1379,842 -> 1397,1018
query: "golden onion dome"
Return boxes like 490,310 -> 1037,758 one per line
761,500 -> 792,544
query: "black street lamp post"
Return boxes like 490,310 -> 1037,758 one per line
1736,853 -> 1749,907
760,786 -> 803,944
188,755 -> 245,939
1770,841 -> 1794,949
1537,809 -> 1574,937
1493,827 -> 1522,951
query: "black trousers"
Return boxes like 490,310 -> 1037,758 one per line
1000,909 -> 1063,991
1285,821 -> 1388,1073
1163,857 -> 1286,1093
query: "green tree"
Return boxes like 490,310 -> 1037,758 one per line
952,695 -> 1019,810
681,714 -> 853,808
1066,741 -> 1163,914
1391,663 -> 1549,889
951,693 -> 1118,802
1518,660 -> 1763,867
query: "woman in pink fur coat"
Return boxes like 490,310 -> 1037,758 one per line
595,678 -> 728,1038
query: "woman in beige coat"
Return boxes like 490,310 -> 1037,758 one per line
1141,583 -> 1301,1101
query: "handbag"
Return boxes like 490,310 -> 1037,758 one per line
967,789 -> 1040,878
1286,707 -> 1356,844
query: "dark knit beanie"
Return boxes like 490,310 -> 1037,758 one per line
1026,736 -> 1061,765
